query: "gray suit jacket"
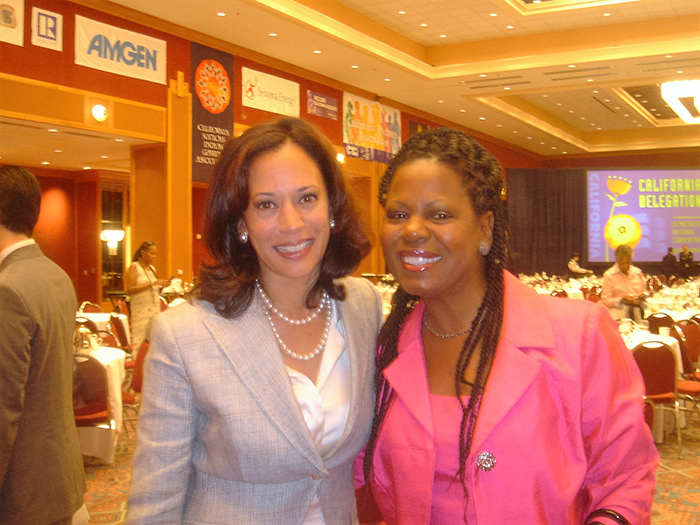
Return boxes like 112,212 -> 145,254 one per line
0,243 -> 86,524
127,276 -> 382,524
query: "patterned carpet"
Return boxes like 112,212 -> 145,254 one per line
83,405 -> 700,524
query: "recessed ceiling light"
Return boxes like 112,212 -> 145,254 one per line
101,155 -> 109,159
615,106 -> 620,110
638,124 -> 643,127
269,32 -> 277,37
551,146 -> 557,149
440,34 -> 447,38
568,65 -> 576,68
115,138 -> 124,142
591,123 -> 596,126
490,13 -> 498,17
556,103 -> 562,106
479,117 -> 486,120
513,130 -> 518,133
398,10 -> 406,15
83,166 -> 91,170
587,79 -> 594,82
650,108 -> 656,111
540,142 -> 545,145
497,124 -> 502,128
48,128 -> 58,133
635,94 -> 642,97
581,117 -> 585,120
543,94 -> 548,98
384,78 -> 391,82
642,100 -> 648,103
351,65 -> 359,69
313,50 -> 321,54
656,113 -> 662,117
54,149 -> 62,153
563,152 -> 568,154
624,114 -> 629,117
593,90 -> 599,94
633,120 -> 637,123
506,25 -> 514,29
597,127 -> 602,130
603,13 -> 610,16
420,23 -> 427,27
216,12 -> 226,17
41,161 -> 49,165
504,87 -> 511,90
666,55 -> 673,58
533,0 -> 541,4
527,136 -> 532,140
438,100 -> 444,103
460,109 -> 466,113
677,70 -> 684,74
569,110 -> 574,113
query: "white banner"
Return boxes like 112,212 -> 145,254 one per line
32,7 -> 63,51
0,0 -> 24,47
242,67 -> 299,117
74,15 -> 167,85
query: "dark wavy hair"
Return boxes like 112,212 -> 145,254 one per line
363,127 -> 509,505
0,165 -> 41,237
132,241 -> 155,263
194,117 -> 370,318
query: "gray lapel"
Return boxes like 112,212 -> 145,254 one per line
201,296 -> 327,473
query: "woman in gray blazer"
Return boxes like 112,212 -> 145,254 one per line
127,118 -> 382,524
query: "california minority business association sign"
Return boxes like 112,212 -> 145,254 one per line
74,15 -> 167,85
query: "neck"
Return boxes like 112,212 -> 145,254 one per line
258,273 -> 320,313
0,227 -> 30,253
422,274 -> 488,334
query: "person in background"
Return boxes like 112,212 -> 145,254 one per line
568,252 -> 594,277
356,128 -> 657,525
661,247 -> 677,281
126,241 -> 169,351
601,244 -> 648,322
127,118 -> 382,524
680,244 -> 694,279
0,166 -> 87,525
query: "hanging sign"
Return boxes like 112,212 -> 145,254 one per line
342,93 -> 401,164
0,0 -> 24,47
242,67 -> 299,117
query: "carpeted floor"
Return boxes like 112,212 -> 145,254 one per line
83,404 -> 700,524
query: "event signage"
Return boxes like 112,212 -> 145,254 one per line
306,90 -> 337,120
342,93 -> 401,164
32,7 -> 63,51
74,15 -> 167,85
0,0 -> 24,47
242,67 -> 299,117
190,42 -> 234,183
587,169 -> 700,263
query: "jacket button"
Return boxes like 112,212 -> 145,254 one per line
476,452 -> 497,472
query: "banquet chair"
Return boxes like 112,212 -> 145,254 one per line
647,312 -> 675,335
677,319 -> 700,370
113,299 -> 131,330
122,340 -> 150,436
75,316 -> 100,335
691,314 -> 700,331
668,326 -> 700,413
551,289 -> 568,298
631,342 -> 682,448
79,301 -> 102,313
108,313 -> 132,356
657,275 -> 667,285
73,353 -> 118,479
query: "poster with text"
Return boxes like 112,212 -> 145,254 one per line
587,169 -> 700,263
342,93 -> 401,164
242,67 -> 299,117
0,0 -> 24,47
191,42 -> 234,183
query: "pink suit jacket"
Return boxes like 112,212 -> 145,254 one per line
357,271 -> 658,525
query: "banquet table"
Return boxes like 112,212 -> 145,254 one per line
78,311 -> 131,344
622,329 -> 685,443
76,346 -> 125,463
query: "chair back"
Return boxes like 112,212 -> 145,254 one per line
109,313 -> 131,350
632,342 -> 676,396
73,353 -> 108,421
670,325 -> 695,376
657,274 -> 667,285
677,319 -> 700,365
551,289 -> 568,298
131,340 -> 150,393
75,316 -> 100,334
79,301 -> 102,313
647,312 -> 674,334
113,299 -> 131,328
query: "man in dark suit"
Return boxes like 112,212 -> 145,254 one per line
0,166 -> 86,524
680,244 -> 694,279
661,246 -> 677,280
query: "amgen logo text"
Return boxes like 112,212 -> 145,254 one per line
87,35 -> 157,70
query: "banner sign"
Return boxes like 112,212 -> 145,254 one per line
0,0 -> 24,47
306,90 -> 337,120
74,15 -> 167,85
342,93 -> 401,164
191,42 -> 234,183
587,169 -> 700,263
32,7 -> 63,51
242,67 -> 299,117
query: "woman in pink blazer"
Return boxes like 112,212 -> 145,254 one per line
356,128 -> 658,525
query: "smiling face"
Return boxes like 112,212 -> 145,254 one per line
382,158 -> 494,301
242,142 -> 331,289
141,244 -> 157,265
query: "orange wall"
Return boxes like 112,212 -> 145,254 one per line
192,185 -> 214,276
1,0 -> 190,107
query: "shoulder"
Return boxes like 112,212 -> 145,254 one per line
337,276 -> 379,299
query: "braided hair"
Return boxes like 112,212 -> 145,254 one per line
363,127 -> 508,503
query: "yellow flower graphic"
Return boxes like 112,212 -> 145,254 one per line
604,214 -> 642,250
606,177 -> 632,196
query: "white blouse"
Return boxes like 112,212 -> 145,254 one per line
286,300 -> 349,525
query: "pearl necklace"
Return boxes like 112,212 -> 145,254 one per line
257,281 -> 333,360
423,317 -> 471,339
255,280 -> 327,325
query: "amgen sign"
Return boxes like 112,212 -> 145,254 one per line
75,15 -> 166,85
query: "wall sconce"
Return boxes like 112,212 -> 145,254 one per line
661,80 -> 700,124
92,104 -> 108,123
100,229 -> 125,256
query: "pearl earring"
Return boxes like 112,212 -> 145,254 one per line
479,242 -> 490,256
239,231 -> 248,244
330,218 -> 336,229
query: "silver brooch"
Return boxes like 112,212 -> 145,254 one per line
476,452 -> 497,472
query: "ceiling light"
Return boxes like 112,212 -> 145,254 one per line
568,65 -> 576,68
506,25 -> 513,29
677,70 -> 684,74
490,13 -> 498,17
504,87 -> 511,90
41,161 -> 49,165
83,166 -> 91,170
54,149 -> 62,153
581,117 -> 585,120
92,104 -> 108,122
563,152 -> 568,154
398,10 -> 406,15
666,55 -> 673,58
438,100 -> 444,103
635,94 -> 642,98
269,33 -> 277,37
551,146 -> 557,149
101,155 -> 108,159
384,78 -> 391,82
480,74 -> 487,78
351,65 -> 359,69
420,23 -> 427,27
659,80 -> 700,120
543,95 -> 548,98
603,13 -> 611,16
460,109 -> 466,113
540,142 -> 545,145
587,79 -> 594,82
513,130 -> 518,133
479,117 -> 486,120
216,12 -> 226,17
440,34 -> 447,38
569,110 -> 574,113
527,136 -> 532,139
48,128 -> 58,133
115,138 -> 124,142
642,100 -> 648,103
313,50 -> 321,54
336,153 -> 345,163
497,124 -> 502,128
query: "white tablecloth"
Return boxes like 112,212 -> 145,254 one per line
78,312 -> 131,345
623,331 -> 685,443
76,346 -> 125,463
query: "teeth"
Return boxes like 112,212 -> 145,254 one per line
276,240 -> 311,253
402,255 -> 441,265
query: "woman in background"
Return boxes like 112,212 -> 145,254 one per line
128,118 -> 382,524
126,241 -> 169,350
357,128 -> 658,525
